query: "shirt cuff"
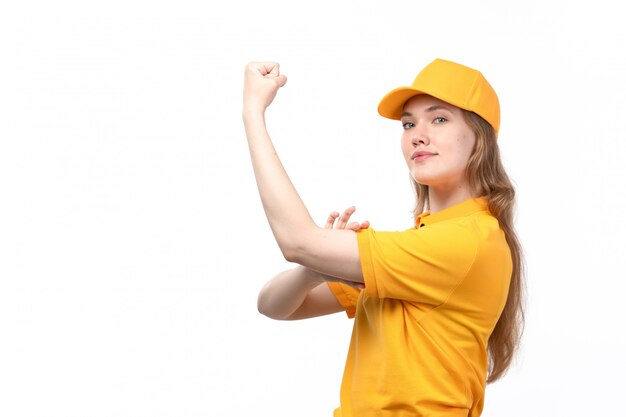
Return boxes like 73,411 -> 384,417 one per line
327,282 -> 359,318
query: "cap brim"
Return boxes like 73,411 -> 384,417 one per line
377,87 -> 427,120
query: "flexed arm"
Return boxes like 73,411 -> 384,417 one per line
258,208 -> 368,320
242,62 -> 363,283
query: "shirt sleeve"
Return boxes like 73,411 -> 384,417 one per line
327,282 -> 361,319
356,222 -> 479,305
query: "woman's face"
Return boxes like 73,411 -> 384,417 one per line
400,95 -> 476,190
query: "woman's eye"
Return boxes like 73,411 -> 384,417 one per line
433,117 -> 447,124
402,122 -> 414,129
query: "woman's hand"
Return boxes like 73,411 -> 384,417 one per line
325,206 -> 370,232
243,61 -> 288,116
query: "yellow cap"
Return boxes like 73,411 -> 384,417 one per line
377,59 -> 500,134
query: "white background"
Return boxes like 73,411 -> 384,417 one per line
1,0 -> 625,416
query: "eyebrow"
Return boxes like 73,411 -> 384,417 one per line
401,105 -> 455,118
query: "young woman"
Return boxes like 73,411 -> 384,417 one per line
242,58 -> 524,417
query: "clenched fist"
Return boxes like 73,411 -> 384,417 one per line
242,61 -> 288,115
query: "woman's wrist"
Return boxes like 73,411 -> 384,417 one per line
242,104 -> 266,123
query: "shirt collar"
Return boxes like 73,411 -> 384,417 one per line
415,197 -> 489,228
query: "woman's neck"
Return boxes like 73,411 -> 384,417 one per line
427,183 -> 475,214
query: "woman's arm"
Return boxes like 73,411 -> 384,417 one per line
242,62 -> 363,283
257,266 -> 344,320
257,208 -> 368,320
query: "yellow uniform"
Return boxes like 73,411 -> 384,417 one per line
328,197 -> 512,417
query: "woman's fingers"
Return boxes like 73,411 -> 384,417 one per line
243,61 -> 288,113
346,220 -> 370,231
346,221 -> 360,231
325,207 -> 367,231
336,206 -> 356,229
324,206 -> 370,232
325,211 -> 340,229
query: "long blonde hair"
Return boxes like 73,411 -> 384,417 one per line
411,111 -> 525,383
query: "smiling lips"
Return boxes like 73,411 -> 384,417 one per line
412,151 -> 437,161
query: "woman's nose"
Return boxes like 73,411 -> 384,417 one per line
411,126 -> 430,146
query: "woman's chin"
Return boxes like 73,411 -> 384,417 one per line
411,175 -> 435,186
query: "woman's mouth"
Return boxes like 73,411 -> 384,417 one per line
412,151 -> 437,161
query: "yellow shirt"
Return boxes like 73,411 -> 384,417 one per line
328,198 -> 512,417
